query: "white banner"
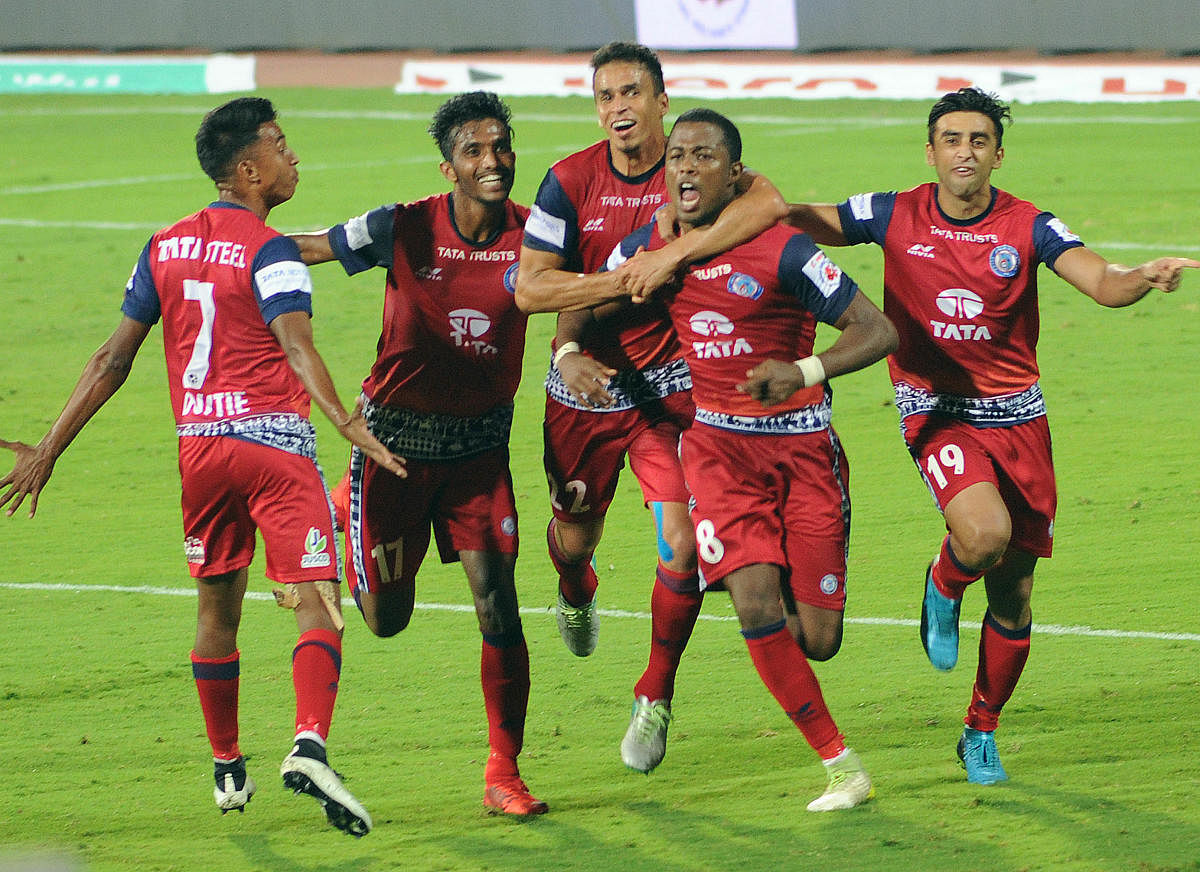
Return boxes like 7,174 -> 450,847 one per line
395,60 -> 1200,103
634,0 -> 798,50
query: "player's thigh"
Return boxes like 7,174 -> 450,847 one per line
542,399 -> 629,522
780,431 -> 850,614
431,449 -> 519,562
680,425 -> 784,587
345,453 -> 434,597
178,437 -> 258,578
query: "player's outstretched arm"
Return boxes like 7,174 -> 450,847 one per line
1053,247 -> 1200,308
268,310 -> 407,478
1,316 -> 152,517
782,203 -> 849,247
623,170 -> 788,302
514,246 -> 629,313
288,230 -> 337,266
737,291 -> 896,407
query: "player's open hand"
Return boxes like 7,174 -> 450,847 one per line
0,438 -> 54,518
556,349 -> 617,408
335,398 -> 407,478
1140,257 -> 1200,292
618,246 -> 685,304
737,359 -> 806,408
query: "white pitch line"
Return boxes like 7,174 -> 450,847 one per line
2,581 -> 1195,643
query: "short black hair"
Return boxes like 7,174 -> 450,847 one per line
195,97 -> 277,183
428,91 -> 513,161
671,107 -> 742,163
591,41 -> 665,96
927,87 -> 1012,148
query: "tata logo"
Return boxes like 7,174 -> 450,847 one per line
688,310 -> 735,337
449,308 -> 498,357
936,288 -> 984,319
906,243 -> 936,259
688,310 -> 752,359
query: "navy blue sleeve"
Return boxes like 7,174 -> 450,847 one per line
522,169 -> 582,269
1033,211 -> 1086,272
328,204 -> 398,275
599,223 -> 655,273
120,241 -> 161,325
252,235 -> 314,325
778,234 -> 860,326
836,191 -> 896,246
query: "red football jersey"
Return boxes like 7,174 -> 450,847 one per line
524,140 -> 677,371
124,203 -> 313,426
330,193 -> 529,416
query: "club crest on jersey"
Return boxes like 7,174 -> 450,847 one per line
726,272 -> 764,300
688,310 -> 752,359
449,308 -> 498,357
503,262 -> 519,294
989,244 -> 1020,278
819,574 -> 840,595
300,527 -> 332,569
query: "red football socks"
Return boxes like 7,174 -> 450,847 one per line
191,649 -> 241,761
634,565 -> 702,703
966,611 -> 1031,732
292,628 -> 342,741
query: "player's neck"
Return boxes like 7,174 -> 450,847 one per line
935,185 -> 993,221
450,193 -> 505,243
609,135 -> 666,178
217,189 -> 268,220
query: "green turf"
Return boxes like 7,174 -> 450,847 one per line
1,89 -> 1198,872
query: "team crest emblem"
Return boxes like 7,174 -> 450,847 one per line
989,244 -> 1020,278
503,262 -> 519,294
819,574 -> 840,595
726,272 -> 763,300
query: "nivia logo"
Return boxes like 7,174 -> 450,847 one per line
582,217 -> 605,232
300,527 -> 332,569
936,288 -> 985,319
907,243 -> 936,259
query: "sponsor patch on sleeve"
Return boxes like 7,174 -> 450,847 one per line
847,192 -> 875,221
255,260 -> 312,300
802,250 -> 843,298
1046,217 -> 1081,243
525,204 -> 567,250
344,211 -> 374,251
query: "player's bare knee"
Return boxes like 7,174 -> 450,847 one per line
954,522 -> 1011,570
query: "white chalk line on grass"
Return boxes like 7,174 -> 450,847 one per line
3,581 -> 1196,643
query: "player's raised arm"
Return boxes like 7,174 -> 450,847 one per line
1,315 -> 152,517
268,310 -> 407,478
621,169 -> 788,302
289,229 -> 337,266
1052,247 -> 1200,308
514,244 -> 631,313
782,202 -> 849,247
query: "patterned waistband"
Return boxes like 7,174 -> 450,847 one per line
894,381 -> 1046,427
176,413 -> 317,460
545,356 -> 691,412
695,398 -> 832,435
362,395 -> 513,461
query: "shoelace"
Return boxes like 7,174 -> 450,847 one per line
632,704 -> 670,740
561,602 -> 594,628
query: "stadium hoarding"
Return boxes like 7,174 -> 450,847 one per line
634,0 -> 800,50
0,54 -> 255,94
394,60 -> 1200,103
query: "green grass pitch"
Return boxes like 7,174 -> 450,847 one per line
0,89 -> 1198,872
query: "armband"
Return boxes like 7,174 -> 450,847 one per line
554,341 -> 582,368
793,355 -> 826,388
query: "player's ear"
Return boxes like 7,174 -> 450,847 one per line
657,90 -> 669,118
439,159 -> 457,185
994,146 -> 1004,168
925,141 -> 936,168
729,161 -> 744,185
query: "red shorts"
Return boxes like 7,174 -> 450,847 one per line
679,423 -> 850,610
178,437 -> 337,582
342,447 -> 518,598
542,391 -> 693,521
903,414 -> 1056,557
